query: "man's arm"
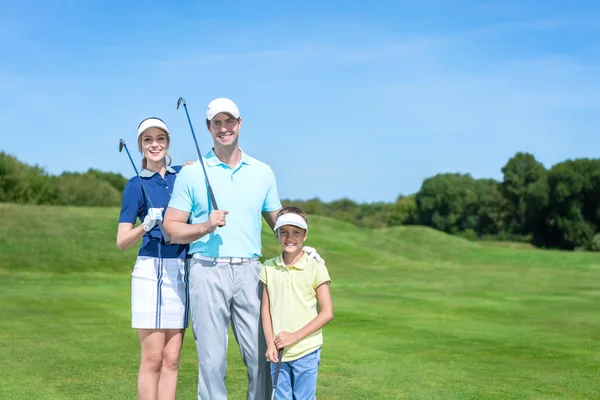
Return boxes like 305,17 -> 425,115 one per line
262,208 -> 281,234
163,207 -> 227,244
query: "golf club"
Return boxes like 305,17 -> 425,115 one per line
270,348 -> 284,400
176,97 -> 220,213
119,139 -> 171,245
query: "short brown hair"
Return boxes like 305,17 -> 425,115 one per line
277,206 -> 308,223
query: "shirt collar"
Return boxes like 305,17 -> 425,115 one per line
139,165 -> 176,178
204,148 -> 254,167
274,252 -> 308,270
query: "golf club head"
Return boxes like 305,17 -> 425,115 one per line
119,139 -> 125,152
176,97 -> 186,109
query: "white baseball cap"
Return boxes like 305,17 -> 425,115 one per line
273,213 -> 308,232
137,117 -> 170,137
206,98 -> 240,121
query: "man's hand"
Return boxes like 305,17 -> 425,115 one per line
274,331 -> 299,349
143,208 -> 164,232
205,210 -> 229,233
265,343 -> 279,363
303,246 -> 325,264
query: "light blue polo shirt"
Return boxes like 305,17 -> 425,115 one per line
168,148 -> 282,258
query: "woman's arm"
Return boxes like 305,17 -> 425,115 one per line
116,222 -> 146,250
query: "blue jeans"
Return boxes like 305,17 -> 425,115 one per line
271,348 -> 321,400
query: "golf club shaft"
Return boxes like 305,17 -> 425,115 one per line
270,348 -> 284,400
180,101 -> 219,211
121,142 -> 172,245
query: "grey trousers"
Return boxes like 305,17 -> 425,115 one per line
189,258 -> 271,400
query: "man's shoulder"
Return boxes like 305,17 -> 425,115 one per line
243,152 -> 274,171
175,161 -> 201,180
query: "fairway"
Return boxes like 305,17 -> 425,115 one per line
1,203 -> 599,399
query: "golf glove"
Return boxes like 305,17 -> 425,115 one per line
303,246 -> 325,264
142,208 -> 164,232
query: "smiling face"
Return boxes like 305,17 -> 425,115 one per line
278,225 -> 308,255
138,127 -> 169,166
207,112 -> 241,148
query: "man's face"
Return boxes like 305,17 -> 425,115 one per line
208,112 -> 242,147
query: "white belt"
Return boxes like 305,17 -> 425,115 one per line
192,254 -> 259,264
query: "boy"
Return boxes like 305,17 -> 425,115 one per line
260,207 -> 334,400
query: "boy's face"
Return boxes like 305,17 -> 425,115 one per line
278,224 -> 307,254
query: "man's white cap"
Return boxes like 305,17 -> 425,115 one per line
273,213 -> 308,232
137,117 -> 170,137
206,98 -> 240,121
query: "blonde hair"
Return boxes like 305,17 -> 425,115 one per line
137,129 -> 172,169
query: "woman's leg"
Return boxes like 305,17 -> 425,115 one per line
138,329 -> 166,400
157,329 -> 185,400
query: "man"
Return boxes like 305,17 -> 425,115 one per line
163,98 -> 323,400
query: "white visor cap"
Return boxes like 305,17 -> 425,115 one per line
206,98 -> 240,121
137,117 -> 170,137
274,213 -> 308,232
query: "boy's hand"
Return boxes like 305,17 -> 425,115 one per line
265,343 -> 279,363
274,331 -> 299,349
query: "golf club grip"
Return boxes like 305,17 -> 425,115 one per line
157,221 -> 172,245
270,348 -> 284,400
274,348 -> 284,384
207,186 -> 224,228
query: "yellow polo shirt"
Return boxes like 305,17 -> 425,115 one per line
259,252 -> 331,362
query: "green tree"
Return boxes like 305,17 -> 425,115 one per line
389,195 -> 417,226
546,159 -> 600,249
500,152 -> 548,239
415,173 -> 480,234
475,178 -> 509,236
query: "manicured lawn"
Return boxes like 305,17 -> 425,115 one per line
1,204 -> 599,399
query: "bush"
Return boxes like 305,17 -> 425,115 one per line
52,175 -> 121,207
590,234 -> 600,252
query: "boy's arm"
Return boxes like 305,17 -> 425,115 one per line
274,282 -> 334,349
261,284 -> 280,362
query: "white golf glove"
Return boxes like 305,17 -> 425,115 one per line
142,208 -> 164,232
303,246 -> 325,264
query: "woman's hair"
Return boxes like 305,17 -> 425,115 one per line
137,129 -> 172,169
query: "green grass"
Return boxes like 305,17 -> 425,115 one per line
1,203 -> 599,399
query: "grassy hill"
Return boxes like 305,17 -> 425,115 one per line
1,203 -> 599,399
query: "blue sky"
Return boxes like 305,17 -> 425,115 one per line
2,1 -> 599,203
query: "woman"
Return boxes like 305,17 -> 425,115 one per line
116,117 -> 190,400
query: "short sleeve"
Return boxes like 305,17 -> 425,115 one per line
262,167 -> 282,212
313,262 -> 331,289
119,180 -> 142,224
259,264 -> 268,285
168,165 -> 194,212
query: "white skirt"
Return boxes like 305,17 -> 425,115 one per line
131,256 -> 190,329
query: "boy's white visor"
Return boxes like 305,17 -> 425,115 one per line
273,213 -> 308,232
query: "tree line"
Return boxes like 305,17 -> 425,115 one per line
2,151 -> 599,251
0,152 -> 126,207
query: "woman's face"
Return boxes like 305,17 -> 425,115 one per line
140,128 -> 169,164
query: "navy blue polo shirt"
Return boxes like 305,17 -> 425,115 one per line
119,165 -> 188,259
